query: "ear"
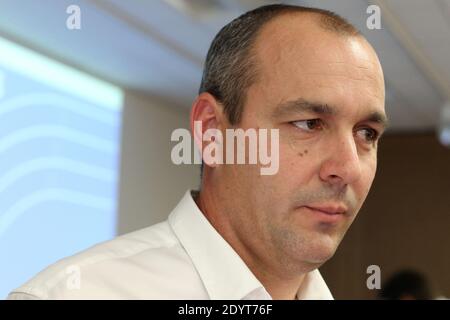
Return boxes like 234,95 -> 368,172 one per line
190,92 -> 225,167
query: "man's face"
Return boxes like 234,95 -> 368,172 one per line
219,15 -> 387,272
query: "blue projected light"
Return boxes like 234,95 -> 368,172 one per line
0,36 -> 124,298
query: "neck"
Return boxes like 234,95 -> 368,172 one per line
195,176 -> 307,300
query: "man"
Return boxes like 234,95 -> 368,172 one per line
8,4 -> 387,300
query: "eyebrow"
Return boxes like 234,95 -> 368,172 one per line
272,98 -> 389,130
364,111 -> 390,130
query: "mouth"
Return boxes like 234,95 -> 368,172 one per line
305,204 -> 347,215
301,204 -> 348,224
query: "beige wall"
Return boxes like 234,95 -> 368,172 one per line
117,91 -> 200,235
320,133 -> 450,299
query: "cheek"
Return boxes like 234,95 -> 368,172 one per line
365,152 -> 378,184
277,142 -> 317,184
356,156 -> 378,200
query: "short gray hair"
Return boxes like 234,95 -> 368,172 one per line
198,4 -> 360,125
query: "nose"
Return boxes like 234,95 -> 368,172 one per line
319,132 -> 362,188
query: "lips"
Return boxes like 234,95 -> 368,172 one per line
304,204 -> 347,215
301,205 -> 347,224
300,202 -> 349,225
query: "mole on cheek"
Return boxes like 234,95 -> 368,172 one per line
298,149 -> 308,157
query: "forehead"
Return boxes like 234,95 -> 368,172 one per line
248,13 -> 385,117
253,13 -> 379,74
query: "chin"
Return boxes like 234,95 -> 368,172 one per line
271,223 -> 344,267
301,234 -> 340,265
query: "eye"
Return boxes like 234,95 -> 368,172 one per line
356,127 -> 380,143
291,119 -> 323,132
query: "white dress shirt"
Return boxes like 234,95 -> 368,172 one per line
7,190 -> 333,300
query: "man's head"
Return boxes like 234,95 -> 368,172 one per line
199,4 -> 362,125
192,5 -> 387,275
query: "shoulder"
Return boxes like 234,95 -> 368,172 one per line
8,221 -> 205,299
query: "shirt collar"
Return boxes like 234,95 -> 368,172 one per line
168,190 -> 333,300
